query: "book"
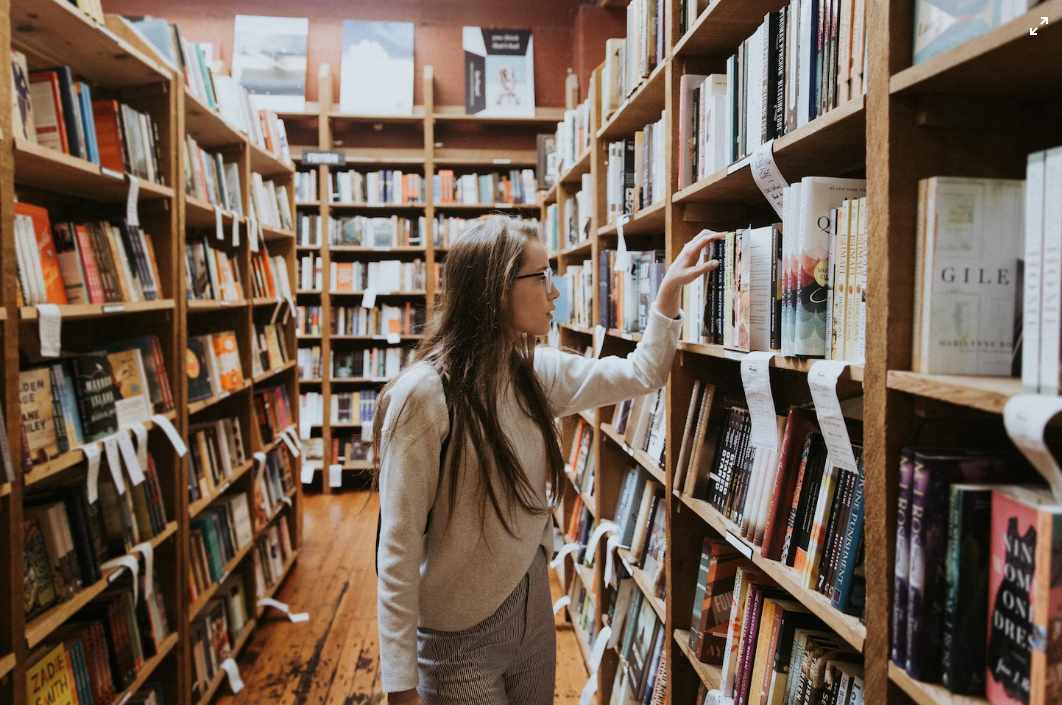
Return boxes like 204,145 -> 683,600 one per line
72,352 -> 121,443
186,338 -> 214,403
15,202 -> 68,306
462,28 -> 536,118
26,642 -> 79,705
211,333 -> 245,391
20,367 -> 61,463
913,0 -> 1037,64
339,21 -> 414,115
24,515 -> 59,619
106,348 -> 152,429
11,49 -> 35,142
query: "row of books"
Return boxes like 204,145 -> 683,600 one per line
567,173 -> 595,250
1023,148 -> 1062,392
187,416 -> 248,504
297,306 -> 322,336
253,384 -> 296,445
605,114 -> 667,224
188,494 -> 254,601
911,0 -> 1038,64
433,214 -> 539,249
185,238 -> 243,302
300,392 -> 324,429
606,573 -> 667,704
24,466 -> 169,619
25,569 -> 170,703
553,258 -> 595,329
298,254 -> 323,292
254,519 -> 295,597
184,136 -> 242,212
544,203 -> 561,255
600,0 -> 666,121
330,170 -> 425,205
294,170 -> 318,202
599,249 -> 667,334
329,215 -> 426,248
14,57 -> 166,185
254,249 -> 294,302
330,260 -> 427,294
566,418 -> 596,498
332,390 -> 379,425
254,448 -> 296,530
888,450 -> 1048,701
250,172 -> 294,231
548,96 -> 592,182
189,574 -> 250,702
131,17 -> 293,165
613,389 -> 668,469
21,337 -> 174,462
332,348 -> 413,381
187,333 -> 244,403
331,432 -> 373,464
297,347 -> 322,380
252,323 -> 289,378
297,213 -> 324,247
332,303 -> 426,337
16,203 -> 164,307
433,170 -> 539,206
615,467 -> 668,590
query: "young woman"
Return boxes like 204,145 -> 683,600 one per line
374,216 -> 721,705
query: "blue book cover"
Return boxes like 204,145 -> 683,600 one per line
76,82 -> 99,165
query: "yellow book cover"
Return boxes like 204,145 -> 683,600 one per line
264,325 -> 286,369
19,367 -> 59,462
106,348 -> 152,429
26,643 -> 80,705
211,333 -> 244,390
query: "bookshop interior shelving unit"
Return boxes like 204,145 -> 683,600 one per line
1,3 -> 303,704
536,0 -> 1061,703
285,64 -> 561,492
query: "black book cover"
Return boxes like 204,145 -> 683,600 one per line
72,352 -> 119,443
817,465 -> 853,594
623,139 -> 636,216
186,338 -> 214,403
770,224 -> 784,351
774,7 -> 788,138
762,11 -> 782,143
794,442 -> 830,567
784,433 -> 826,566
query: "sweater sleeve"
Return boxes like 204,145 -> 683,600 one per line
376,370 -> 449,693
536,307 -> 684,418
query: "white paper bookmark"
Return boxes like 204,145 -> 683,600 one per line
116,431 -> 146,486
248,217 -> 260,252
552,595 -> 571,616
103,436 -> 126,495
84,443 -> 102,504
101,554 -> 140,602
126,175 -> 140,227
284,425 -> 303,450
613,215 -> 632,273
279,430 -> 300,457
1004,395 -> 1062,503
329,464 -> 342,488
285,295 -> 296,316
726,531 -> 754,559
589,626 -> 612,672
386,332 -> 401,345
219,658 -> 244,693
300,463 -> 316,485
37,304 -> 62,357
585,521 -> 619,560
271,298 -> 284,325
361,289 -> 377,310
750,140 -> 789,218
741,351 -> 779,450
215,205 -> 224,240
257,597 -> 310,622
151,414 -> 188,457
131,423 -> 148,470
580,675 -> 598,705
280,495 -> 293,507
604,534 -> 622,585
253,451 -> 267,470
549,542 -> 581,569
232,215 -> 240,247
130,542 -> 154,599
593,325 -> 606,358
808,361 -> 858,472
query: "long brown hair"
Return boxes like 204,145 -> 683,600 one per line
372,216 -> 564,535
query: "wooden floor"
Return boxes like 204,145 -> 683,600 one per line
218,491 -> 591,705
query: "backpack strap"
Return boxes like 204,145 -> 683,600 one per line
375,369 -> 453,575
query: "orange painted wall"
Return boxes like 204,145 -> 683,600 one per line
100,0 -> 595,108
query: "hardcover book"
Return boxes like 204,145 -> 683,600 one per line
186,338 -> 214,403
463,28 -> 535,118
72,352 -> 120,443
106,348 -> 152,429
20,367 -> 61,463
211,333 -> 244,390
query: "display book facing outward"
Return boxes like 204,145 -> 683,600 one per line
3,6 -> 303,705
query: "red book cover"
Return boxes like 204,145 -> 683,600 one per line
15,202 -> 68,305
73,224 -> 105,303
91,100 -> 126,173
761,407 -> 818,559
986,486 -> 1062,705
149,335 -> 175,411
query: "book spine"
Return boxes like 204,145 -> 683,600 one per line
905,460 -> 948,681
780,434 -> 814,566
890,452 -> 915,665
831,465 -> 865,612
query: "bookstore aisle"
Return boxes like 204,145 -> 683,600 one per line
211,491 -> 591,704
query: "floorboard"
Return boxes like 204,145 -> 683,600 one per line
216,491 -> 591,705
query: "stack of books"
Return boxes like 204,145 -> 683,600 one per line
184,136 -> 243,211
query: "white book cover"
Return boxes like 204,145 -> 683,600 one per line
231,15 -> 308,113
340,21 -> 414,116
746,226 -> 776,353
679,73 -> 707,190
921,177 -> 1025,376
463,28 -> 535,118
1040,148 -> 1062,393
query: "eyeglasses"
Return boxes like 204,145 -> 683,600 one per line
515,267 -> 553,291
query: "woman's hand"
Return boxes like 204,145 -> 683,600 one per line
388,690 -> 425,705
654,230 -> 727,318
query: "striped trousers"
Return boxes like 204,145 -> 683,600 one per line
416,547 -> 556,705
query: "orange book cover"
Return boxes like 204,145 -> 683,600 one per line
15,202 -> 68,305
260,252 -> 277,298
91,100 -> 125,173
211,333 -> 244,390
336,263 -> 354,292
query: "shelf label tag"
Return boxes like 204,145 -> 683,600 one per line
219,658 -> 244,693
131,422 -> 149,470
249,217 -> 260,252
84,443 -> 102,504
271,298 -> 284,325
117,431 -> 146,486
279,430 -> 300,457
126,174 -> 140,227
613,214 -> 632,273
130,542 -> 154,598
593,325 -> 606,358
101,166 -> 124,179
549,542 -> 581,569
750,140 -> 789,218
808,361 -> 858,471
151,414 -> 188,457
257,597 -> 309,622
103,436 -> 126,495
301,463 -> 316,484
101,554 -> 140,602
329,464 -> 343,488
232,214 -> 240,247
361,289 -> 377,309
741,351 -> 779,449
1004,395 -> 1062,504
552,595 -> 571,615
102,304 -> 126,313
726,531 -> 754,559
386,332 -> 401,345
37,304 -> 61,357
215,205 -> 224,240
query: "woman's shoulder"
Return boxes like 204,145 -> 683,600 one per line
387,361 -> 446,403
379,362 -> 449,440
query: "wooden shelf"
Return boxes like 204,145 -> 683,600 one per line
187,299 -> 248,312
601,422 -> 665,486
432,202 -> 540,211
113,632 -> 179,705
296,201 -> 322,207
328,246 -> 427,253
0,483 -> 10,499
674,0 -> 788,57
608,328 -> 642,343
253,360 -> 297,384
254,551 -> 300,616
673,629 -> 723,692
542,182 -> 559,206
184,92 -> 245,148
598,62 -> 668,141
619,548 -> 666,623
329,290 -> 427,297
20,299 -> 175,321
555,239 -> 594,259
329,334 -> 425,341
886,371 -> 1020,415
559,323 -> 594,336
432,149 -> 538,167
678,342 -> 866,381
186,195 -> 243,229
249,142 -> 294,177
14,138 -> 174,202
261,224 -> 296,242
890,0 -> 1062,96
25,410 -> 179,487
560,149 -> 593,185
677,492 -> 866,652
330,106 -> 426,123
188,539 -> 256,623
192,618 -> 258,705
300,378 -> 325,384
11,0 -> 169,88
673,95 -> 866,206
331,377 -> 392,384
598,200 -> 667,237
188,380 -> 253,416
188,459 -> 255,518
0,652 -> 15,680
888,663 -> 989,705
26,522 -> 177,649
432,105 -> 566,124
252,297 -> 285,308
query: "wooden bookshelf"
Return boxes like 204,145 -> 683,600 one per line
19,299 -> 175,320
192,618 -> 257,705
673,629 -> 722,692
888,663 -> 991,705
13,138 -> 175,201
